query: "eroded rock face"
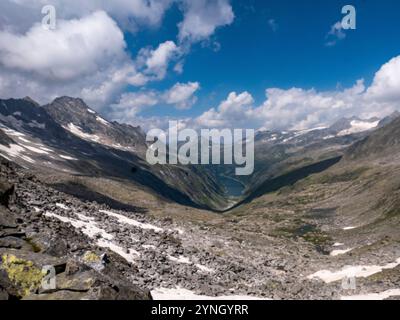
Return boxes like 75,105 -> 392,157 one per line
0,169 -> 151,301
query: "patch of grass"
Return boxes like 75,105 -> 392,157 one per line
272,223 -> 332,248
303,232 -> 331,246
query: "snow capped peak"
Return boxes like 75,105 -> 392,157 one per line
337,119 -> 379,136
96,116 -> 110,126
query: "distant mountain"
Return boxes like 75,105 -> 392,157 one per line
346,114 -> 400,160
1,96 -> 395,211
330,117 -> 380,137
43,97 -> 148,156
378,111 -> 400,128
254,116 -> 379,147
0,97 -> 62,137
240,116 -> 381,199
0,97 -> 227,211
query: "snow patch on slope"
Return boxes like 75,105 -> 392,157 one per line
96,116 -> 109,126
44,211 -> 139,263
307,258 -> 400,283
0,143 -> 35,163
330,248 -> 353,256
64,123 -> 100,143
60,155 -> 78,161
337,120 -> 379,136
99,210 -> 164,233
23,145 -> 50,155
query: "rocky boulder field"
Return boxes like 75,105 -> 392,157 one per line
0,160 -> 152,300
1,157 -> 400,300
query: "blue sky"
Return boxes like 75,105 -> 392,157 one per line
1,0 -> 400,130
125,0 -> 400,120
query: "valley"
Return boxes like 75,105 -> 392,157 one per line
1,96 -> 400,300
218,175 -> 245,197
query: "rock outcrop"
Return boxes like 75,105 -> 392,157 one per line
0,160 -> 151,300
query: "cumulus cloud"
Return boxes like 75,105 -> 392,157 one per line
1,0 -> 174,33
367,56 -> 400,102
68,54 -> 400,132
4,1 -> 400,134
1,0 -> 235,40
256,82 -> 367,130
163,82 -> 200,109
178,0 -> 234,43
0,0 -> 234,110
0,11 -> 126,80
196,91 -> 255,128
193,55 -> 400,131
0,9 -> 185,112
79,40 -> 181,107
108,91 -> 159,123
136,40 -> 180,81
108,81 -> 200,123
0,10 -> 153,110
194,85 -> 367,131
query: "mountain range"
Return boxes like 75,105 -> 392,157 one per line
1,96 -> 400,300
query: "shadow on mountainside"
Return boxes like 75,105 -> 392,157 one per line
50,181 -> 149,213
232,156 -> 342,209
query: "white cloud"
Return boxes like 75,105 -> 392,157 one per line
196,91 -> 255,128
0,10 -> 180,87
163,81 -> 200,109
367,56 -> 400,102
0,10 -> 152,110
4,1 -> 400,134
79,63 -> 149,107
109,91 -> 159,123
136,40 -> 180,81
173,60 -> 185,74
1,0 -> 174,33
0,11 -> 126,80
0,0 -> 236,111
146,41 -> 178,70
1,0 -> 234,40
178,0 -> 234,43
0,10 -> 185,111
256,83 -> 367,130
108,81 -> 200,123
89,54 -> 400,131
325,21 -> 346,47
194,55 -> 400,131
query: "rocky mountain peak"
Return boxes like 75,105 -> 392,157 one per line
346,114 -> 400,160
52,96 -> 88,109
22,96 -> 40,107
41,97 -> 150,156
44,96 -> 104,129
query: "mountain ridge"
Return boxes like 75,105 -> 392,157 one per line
0,97 -> 228,211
